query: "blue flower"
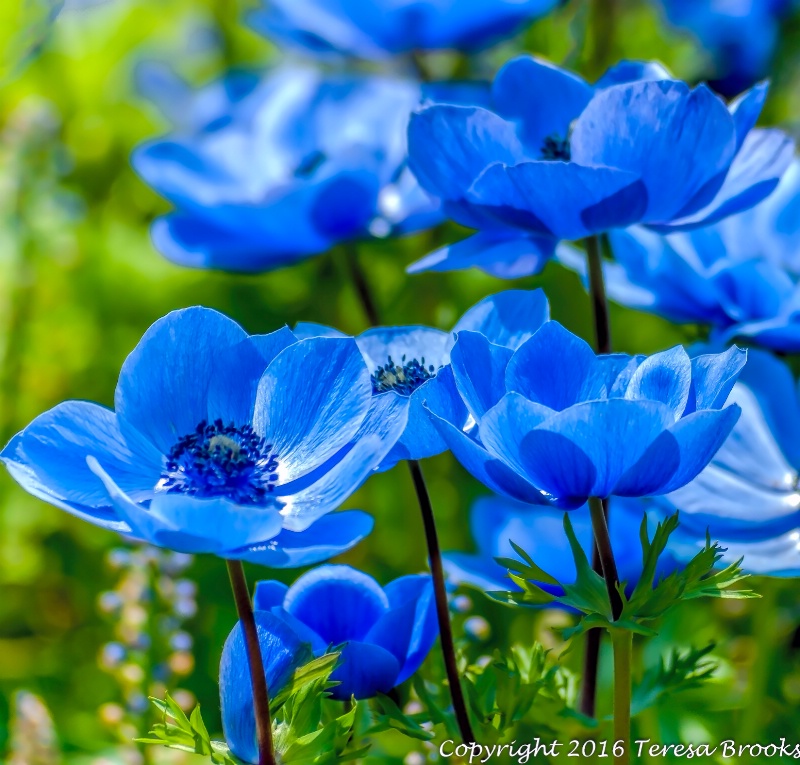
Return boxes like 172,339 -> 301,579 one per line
424,321 -> 745,508
133,67 -> 486,272
296,289 -> 550,467
220,612 -> 312,764
559,160 -> 800,353
407,55 -> 794,277
651,349 -> 800,576
247,0 -> 560,60
253,565 -> 438,700
656,0 -> 794,97
1,307 -> 409,566
444,494 -> 674,597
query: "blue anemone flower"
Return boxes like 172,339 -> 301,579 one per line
247,0 -> 560,60
1,307 -> 409,567
651,349 -> 800,576
407,55 -> 794,277
220,612 -> 311,764
295,289 -> 550,467
559,161 -> 800,353
133,66 -> 486,272
656,0 -> 794,97
253,565 -> 438,700
423,321 -> 745,508
444,494 -> 675,597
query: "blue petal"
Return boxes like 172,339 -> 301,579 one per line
1,434 -> 129,533
736,349 -> 800,468
150,213 -> 324,273
277,392 -> 408,531
479,393 -> 557,484
505,322 -> 596,410
254,337 -> 372,482
220,612 -> 309,765
407,230 -> 557,279
206,329 -> 299,426
667,464 -> 800,535
516,399 -> 675,500
407,105 -> 525,202
240,510 -> 374,569
450,332 -> 513,420
468,161 -> 647,239
571,81 -> 737,223
115,307 -> 251,454
380,575 -> 437,683
1,401 -> 162,511
444,552 -> 513,593
658,407 -> 742,493
624,345 -> 692,420
292,322 -> 348,340
649,128 -> 795,231
686,346 -> 747,413
284,565 -> 388,644
595,60 -> 674,88
327,641 -> 401,701
453,288 -> 550,350
355,326 -> 451,372
492,55 -> 592,150
254,581 -> 289,611
89,458 -> 285,554
387,384 -> 447,465
728,81 -> 769,151
424,384 -> 547,504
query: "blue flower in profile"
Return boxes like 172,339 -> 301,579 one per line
444,494 -> 674,597
1,308 -> 409,567
133,66 -> 485,272
559,160 -> 800,353
656,0 -> 794,97
651,348 -> 800,577
407,55 -> 794,277
220,612 -> 312,764
247,0 -> 560,60
295,289 -> 550,467
253,565 -> 437,700
424,321 -> 746,508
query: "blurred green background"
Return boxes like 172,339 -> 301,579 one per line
1,0 -> 800,762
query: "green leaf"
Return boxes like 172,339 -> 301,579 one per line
368,694 -> 434,741
271,649 -> 338,713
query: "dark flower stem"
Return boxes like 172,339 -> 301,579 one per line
586,234 -> 611,354
226,560 -> 276,765
409,459 -> 476,744
342,246 -> 474,743
581,234 -> 613,718
344,244 -> 381,326
588,497 -> 623,620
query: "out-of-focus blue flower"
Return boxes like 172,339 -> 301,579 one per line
220,612 -> 310,764
651,349 -> 800,576
247,0 -> 560,60
559,161 -> 800,353
424,321 -> 745,508
444,494 -> 674,597
133,66 -> 486,273
407,55 -> 793,277
656,0 -> 794,97
296,289 -> 550,467
253,565 -> 438,700
1,307 -> 409,566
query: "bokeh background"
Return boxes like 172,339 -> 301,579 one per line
2,0 -> 800,762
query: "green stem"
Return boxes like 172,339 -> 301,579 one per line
226,560 -> 276,765
611,629 -> 632,765
588,497 -> 623,620
586,234 -> 611,354
741,581 -> 778,742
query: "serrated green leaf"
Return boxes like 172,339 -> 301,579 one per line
271,649 -> 337,713
368,694 -> 434,741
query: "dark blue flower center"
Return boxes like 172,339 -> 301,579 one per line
540,134 -> 571,161
157,420 -> 279,505
371,355 -> 437,396
295,150 -> 326,177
